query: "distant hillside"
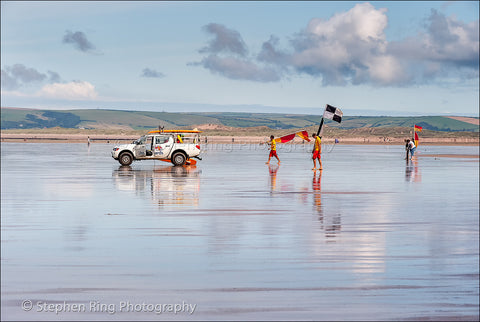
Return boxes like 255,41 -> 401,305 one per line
1,107 -> 478,132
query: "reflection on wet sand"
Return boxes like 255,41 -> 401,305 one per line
268,164 -> 279,192
312,171 -> 341,241
405,159 -> 421,182
112,165 -> 201,208
1,143 -> 478,321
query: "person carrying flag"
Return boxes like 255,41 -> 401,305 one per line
266,135 -> 280,164
312,133 -> 322,171
311,104 -> 342,170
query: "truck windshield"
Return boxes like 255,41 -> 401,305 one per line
134,136 -> 147,145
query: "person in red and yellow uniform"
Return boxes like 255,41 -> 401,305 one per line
312,133 -> 322,171
266,135 -> 280,164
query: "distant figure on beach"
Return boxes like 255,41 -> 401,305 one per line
312,133 -> 322,171
404,139 -> 410,160
406,139 -> 416,160
266,135 -> 280,164
87,136 -> 91,145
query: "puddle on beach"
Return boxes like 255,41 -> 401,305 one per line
1,142 -> 479,321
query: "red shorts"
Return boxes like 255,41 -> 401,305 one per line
312,150 -> 321,160
269,150 -> 278,158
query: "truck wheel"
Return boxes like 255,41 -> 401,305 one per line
171,151 -> 186,166
119,152 -> 133,166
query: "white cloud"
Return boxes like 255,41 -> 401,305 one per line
38,81 -> 98,100
306,2 -> 388,42
195,2 -> 478,87
290,2 -> 408,85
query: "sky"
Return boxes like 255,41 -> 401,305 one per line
1,1 -> 479,116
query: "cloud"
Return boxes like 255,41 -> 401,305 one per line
141,68 -> 165,78
287,2 -> 411,85
193,2 -> 479,87
197,55 -> 281,82
62,30 -> 96,52
47,71 -> 61,83
200,23 -> 248,56
388,9 -> 479,81
38,81 -> 98,100
257,36 -> 291,66
1,63 -> 97,101
1,69 -> 20,90
1,64 -> 61,90
191,23 -> 282,82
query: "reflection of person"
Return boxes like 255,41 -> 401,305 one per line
407,139 -> 416,160
312,171 -> 322,219
405,159 -> 421,182
312,133 -> 322,171
312,171 -> 321,192
405,161 -> 413,181
266,135 -> 280,164
268,164 -> 279,192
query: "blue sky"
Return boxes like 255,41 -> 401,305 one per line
1,1 -> 479,116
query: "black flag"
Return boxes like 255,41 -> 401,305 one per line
323,104 -> 343,123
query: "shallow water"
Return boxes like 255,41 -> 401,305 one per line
1,142 -> 479,321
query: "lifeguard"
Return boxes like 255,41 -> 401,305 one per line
266,135 -> 280,165
312,133 -> 322,171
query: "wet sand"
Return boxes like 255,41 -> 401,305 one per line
1,143 -> 479,321
419,154 -> 479,159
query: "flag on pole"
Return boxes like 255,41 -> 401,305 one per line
275,133 -> 295,143
316,118 -> 325,137
296,130 -> 311,142
414,124 -> 422,146
275,131 -> 311,144
323,104 -> 343,123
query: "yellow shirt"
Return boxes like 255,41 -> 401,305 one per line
314,136 -> 321,151
270,139 -> 276,151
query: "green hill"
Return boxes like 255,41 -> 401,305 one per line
1,107 -> 478,132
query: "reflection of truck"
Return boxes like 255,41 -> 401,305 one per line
112,165 -> 201,208
112,130 -> 202,166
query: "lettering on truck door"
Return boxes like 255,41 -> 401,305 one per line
133,136 -> 147,157
154,136 -> 174,159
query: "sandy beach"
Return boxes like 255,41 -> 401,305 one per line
1,132 -> 479,145
2,142 -> 478,321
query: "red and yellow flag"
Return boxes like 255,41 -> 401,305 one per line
296,130 -> 311,142
275,133 -> 295,143
414,125 -> 422,146
274,131 -> 311,144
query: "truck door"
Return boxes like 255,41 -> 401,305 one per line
133,136 -> 148,158
154,136 -> 174,159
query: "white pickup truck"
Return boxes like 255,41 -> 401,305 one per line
112,131 -> 202,166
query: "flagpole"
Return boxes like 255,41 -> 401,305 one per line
316,117 -> 324,137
